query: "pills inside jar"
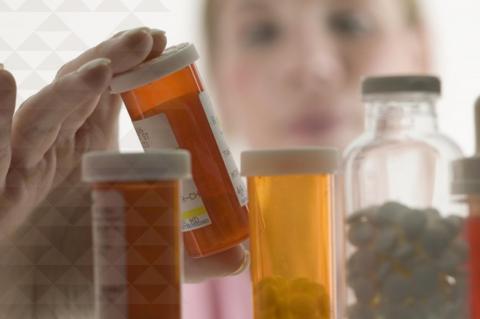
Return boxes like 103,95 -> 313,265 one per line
346,201 -> 468,319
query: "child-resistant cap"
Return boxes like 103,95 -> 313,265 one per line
82,150 -> 191,183
241,148 -> 339,176
110,42 -> 199,94
452,96 -> 480,195
362,75 -> 441,96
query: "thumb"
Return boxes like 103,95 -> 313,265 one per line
183,245 -> 250,283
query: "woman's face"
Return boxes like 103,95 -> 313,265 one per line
213,0 -> 429,150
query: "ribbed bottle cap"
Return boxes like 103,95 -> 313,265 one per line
241,148 -> 339,176
362,75 -> 441,95
82,150 -> 191,183
110,42 -> 199,94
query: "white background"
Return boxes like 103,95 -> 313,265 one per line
1,0 -> 480,155
423,0 -> 480,156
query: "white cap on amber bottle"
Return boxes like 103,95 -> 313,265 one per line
82,150 -> 191,183
110,42 -> 199,94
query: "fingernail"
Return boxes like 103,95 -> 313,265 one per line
77,58 -> 111,73
121,27 -> 150,39
113,27 -> 149,38
230,249 -> 250,276
151,29 -> 166,36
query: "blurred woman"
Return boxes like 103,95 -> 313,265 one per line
183,0 -> 431,318
0,0 -> 432,318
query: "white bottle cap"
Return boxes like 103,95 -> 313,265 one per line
110,42 -> 199,94
241,148 -> 339,176
82,150 -> 191,183
452,97 -> 480,195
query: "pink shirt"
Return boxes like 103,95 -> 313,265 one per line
182,270 -> 252,319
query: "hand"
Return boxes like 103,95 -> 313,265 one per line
0,27 -> 167,233
0,27 -> 249,318
184,245 -> 250,283
0,27 -> 167,319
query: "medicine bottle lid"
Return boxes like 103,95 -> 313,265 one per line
82,150 -> 191,183
452,97 -> 480,195
241,148 -> 339,176
452,157 -> 480,195
110,42 -> 200,94
362,75 -> 441,96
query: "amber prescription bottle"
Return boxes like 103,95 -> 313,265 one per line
110,43 -> 248,258
82,150 -> 190,319
452,98 -> 480,319
241,148 -> 339,319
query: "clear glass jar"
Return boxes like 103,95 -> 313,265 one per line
343,76 -> 468,319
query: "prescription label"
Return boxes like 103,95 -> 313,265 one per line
92,190 -> 128,319
133,113 -> 212,232
199,92 -> 248,207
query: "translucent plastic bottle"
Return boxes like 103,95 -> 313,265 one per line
241,148 -> 339,319
452,97 -> 480,319
343,76 -> 468,319
82,150 -> 190,319
110,43 -> 249,257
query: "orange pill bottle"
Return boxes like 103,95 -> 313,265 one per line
82,150 -> 190,319
111,43 -> 249,258
241,148 -> 339,319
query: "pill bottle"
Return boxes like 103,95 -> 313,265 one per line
82,150 -> 190,319
452,97 -> 480,319
110,43 -> 248,258
343,76 -> 468,318
241,148 -> 339,319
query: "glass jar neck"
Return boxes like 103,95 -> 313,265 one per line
364,93 -> 439,134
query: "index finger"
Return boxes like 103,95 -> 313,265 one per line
56,27 -> 165,77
